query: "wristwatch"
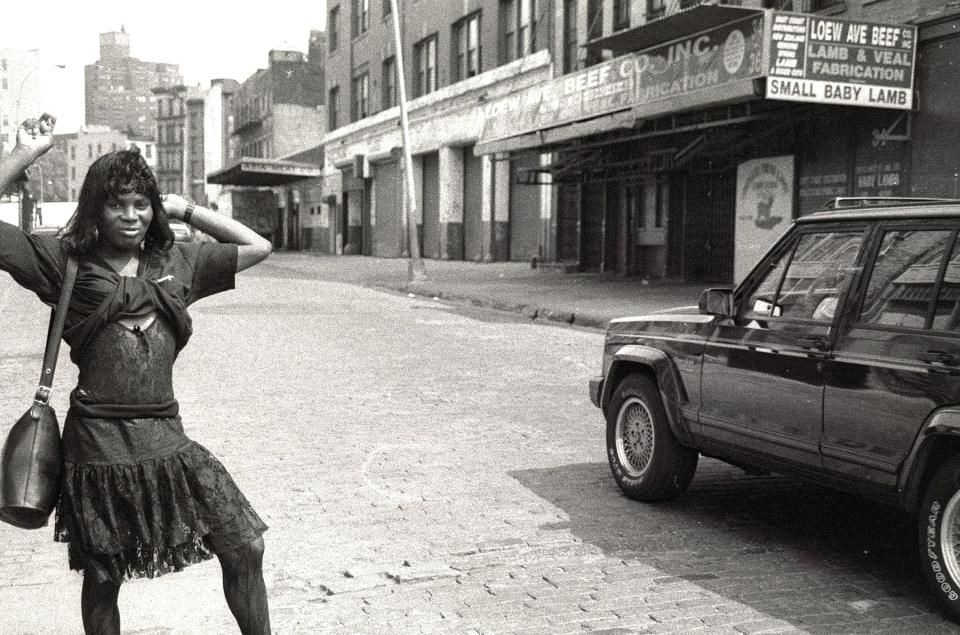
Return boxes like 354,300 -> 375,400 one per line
183,202 -> 195,224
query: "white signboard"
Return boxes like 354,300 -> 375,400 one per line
735,156 -> 795,284
766,12 -> 916,110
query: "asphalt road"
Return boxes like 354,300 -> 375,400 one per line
0,254 -> 955,633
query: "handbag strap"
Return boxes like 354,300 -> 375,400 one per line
30,255 -> 79,419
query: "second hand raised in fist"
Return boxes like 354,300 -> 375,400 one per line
16,113 -> 57,155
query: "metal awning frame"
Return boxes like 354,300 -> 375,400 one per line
504,99 -> 783,163
515,100 -> 817,184
583,4 -> 764,55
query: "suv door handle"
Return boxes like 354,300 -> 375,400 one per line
798,337 -> 829,351
919,350 -> 960,366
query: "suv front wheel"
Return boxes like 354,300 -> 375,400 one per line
605,374 -> 698,502
920,455 -> 960,622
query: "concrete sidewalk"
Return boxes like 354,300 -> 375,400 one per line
254,253 -> 708,329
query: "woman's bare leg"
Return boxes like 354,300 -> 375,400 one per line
217,537 -> 270,635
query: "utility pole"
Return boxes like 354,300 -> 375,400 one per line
389,0 -> 428,284
17,172 -> 33,234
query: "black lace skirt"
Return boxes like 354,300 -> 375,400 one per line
53,412 -> 268,582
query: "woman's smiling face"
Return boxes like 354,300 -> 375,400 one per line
99,190 -> 153,254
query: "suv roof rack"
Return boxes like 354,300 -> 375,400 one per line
823,197 -> 960,210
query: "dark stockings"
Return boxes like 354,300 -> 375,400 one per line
80,538 -> 269,635
217,537 -> 271,635
81,574 -> 121,635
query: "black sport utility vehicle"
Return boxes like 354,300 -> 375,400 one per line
589,198 -> 960,620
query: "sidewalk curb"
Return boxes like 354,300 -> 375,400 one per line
373,281 -> 612,331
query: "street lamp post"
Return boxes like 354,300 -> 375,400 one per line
388,0 -> 427,284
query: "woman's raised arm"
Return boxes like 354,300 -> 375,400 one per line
162,194 -> 273,272
0,115 -> 56,198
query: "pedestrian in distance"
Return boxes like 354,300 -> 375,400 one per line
0,114 -> 274,634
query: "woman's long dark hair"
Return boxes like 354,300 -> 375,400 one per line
60,146 -> 175,255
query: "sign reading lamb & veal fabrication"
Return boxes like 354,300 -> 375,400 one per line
766,12 -> 916,109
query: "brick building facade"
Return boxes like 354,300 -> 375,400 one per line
314,1 -> 960,284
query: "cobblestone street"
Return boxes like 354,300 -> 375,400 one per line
0,255 -> 955,633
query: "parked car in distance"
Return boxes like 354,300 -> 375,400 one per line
168,220 -> 192,242
589,198 -> 960,621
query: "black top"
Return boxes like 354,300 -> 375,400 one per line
0,221 -> 238,382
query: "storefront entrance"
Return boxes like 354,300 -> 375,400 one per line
678,167 -> 737,283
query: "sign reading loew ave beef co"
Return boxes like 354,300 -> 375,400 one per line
766,12 -> 916,109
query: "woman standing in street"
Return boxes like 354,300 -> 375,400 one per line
0,114 -> 273,634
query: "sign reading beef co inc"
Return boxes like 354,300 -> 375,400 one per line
766,12 -> 916,109
480,15 -> 764,145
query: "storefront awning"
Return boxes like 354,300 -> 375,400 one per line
476,110 -> 638,156
206,157 -> 321,186
584,4 -> 762,56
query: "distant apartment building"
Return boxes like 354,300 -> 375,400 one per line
55,126 -> 130,201
152,85 -> 207,198
0,48 -> 42,158
85,28 -> 182,138
207,41 -> 326,249
203,79 -> 240,206
230,49 -> 325,160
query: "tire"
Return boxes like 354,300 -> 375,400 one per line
605,373 -> 698,502
920,456 -> 960,622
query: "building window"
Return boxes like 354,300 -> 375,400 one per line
383,0 -> 391,17
655,180 -> 667,228
499,0 -> 535,64
518,0 -> 533,56
353,0 -> 369,36
414,35 -> 438,97
614,0 -> 630,30
382,57 -> 397,109
351,72 -> 369,122
88,145 -> 93,158
145,144 -> 152,158
454,12 -> 482,81
586,0 -> 604,65
329,86 -> 340,129
71,166 -> 76,181
646,0 -> 665,20
330,6 -> 340,51
70,145 -> 76,160
563,0 -> 578,73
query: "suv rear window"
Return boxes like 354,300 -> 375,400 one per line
859,230 -> 955,330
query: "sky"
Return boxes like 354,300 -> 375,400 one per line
6,0 -> 326,132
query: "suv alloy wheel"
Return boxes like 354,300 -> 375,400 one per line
920,456 -> 960,621
605,374 -> 698,502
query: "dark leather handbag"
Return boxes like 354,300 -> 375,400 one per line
0,256 -> 78,529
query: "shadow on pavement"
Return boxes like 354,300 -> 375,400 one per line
509,460 -> 943,630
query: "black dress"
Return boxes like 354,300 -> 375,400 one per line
0,225 -> 268,583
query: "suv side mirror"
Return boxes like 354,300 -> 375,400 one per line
699,288 -> 734,317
